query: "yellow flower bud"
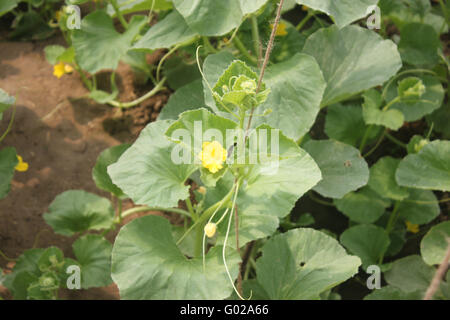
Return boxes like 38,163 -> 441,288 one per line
204,222 -> 217,238
198,186 -> 206,195
405,221 -> 419,234
15,155 -> 29,172
270,22 -> 288,36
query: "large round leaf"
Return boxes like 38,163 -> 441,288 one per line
0,147 -> 18,199
111,215 -> 240,299
340,224 -> 390,269
395,140 -> 450,191
72,11 -> 147,73
384,255 -> 434,293
398,22 -> 440,67
254,228 -> 361,299
252,53 -> 326,141
172,0 -> 268,36
295,0 -> 379,28
133,10 -> 197,50
108,120 -> 197,208
302,25 -> 402,107
303,140 -> 369,199
421,221 -> 450,266
368,156 -> 410,200
92,144 -> 130,197
397,189 -> 439,225
43,190 -> 115,236
334,186 -> 390,223
72,234 -> 113,289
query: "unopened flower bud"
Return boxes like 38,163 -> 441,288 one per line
204,222 -> 217,238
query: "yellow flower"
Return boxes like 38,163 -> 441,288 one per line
406,221 -> 419,234
204,222 -> 217,238
53,62 -> 73,79
302,5 -> 309,11
15,155 -> 28,172
198,141 -> 227,174
270,22 -> 288,36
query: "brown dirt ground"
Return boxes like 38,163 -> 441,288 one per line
0,35 -> 171,299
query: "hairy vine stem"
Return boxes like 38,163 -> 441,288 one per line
424,241 -> 450,300
245,0 -> 285,137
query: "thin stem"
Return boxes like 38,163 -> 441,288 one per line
73,62 -> 93,91
232,36 -> 258,65
156,45 -> 181,83
359,125 -> 373,152
202,36 -> 218,53
385,132 -> 407,148
379,201 -> 401,264
438,0 -> 450,27
120,205 -> 191,221
250,15 -> 262,66
107,77 -> 167,108
0,249 -> 16,262
185,197 -> 197,220
296,12 -> 313,31
0,104 -> 16,143
424,241 -> 450,300
117,197 -> 123,223
245,0 -> 285,136
309,192 -> 334,207
234,204 -> 242,297
110,0 -> 129,29
363,129 -> 386,158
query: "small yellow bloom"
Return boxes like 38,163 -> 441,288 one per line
198,186 -> 206,195
204,222 -> 217,238
55,10 -> 62,22
198,141 -> 227,174
270,22 -> 288,36
406,221 -> 419,234
53,62 -> 73,79
302,5 -> 309,11
15,155 -> 29,172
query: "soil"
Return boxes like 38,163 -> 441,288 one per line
0,34 -> 170,299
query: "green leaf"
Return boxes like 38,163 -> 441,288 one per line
158,79 -> 208,120
210,125 -> 322,246
172,0 -> 268,36
108,120 -> 197,208
368,157 -> 410,201
165,108 -> 239,157
303,140 -> 369,199
325,103 -> 374,147
407,135 -> 429,154
72,234 -> 113,289
386,75 -> 444,122
133,10 -> 197,50
364,286 -> 423,300
0,0 -> 18,17
426,103 -> 450,139
0,88 -> 15,113
396,140 -> 450,191
252,53 -> 326,141
362,89 -> 404,130
8,11 -> 53,40
399,23 -> 440,67
164,57 -> 201,90
302,25 -> 402,107
72,12 -> 147,73
44,45 -> 66,65
334,186 -> 390,223
254,228 -> 361,299
107,0 -> 172,16
421,221 -> 450,266
0,147 -> 18,199
111,215 -> 240,299
340,224 -> 390,269
92,144 -> 131,197
397,189 -> 439,225
43,190 -> 115,236
384,255 -> 434,293
295,0 -> 379,28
